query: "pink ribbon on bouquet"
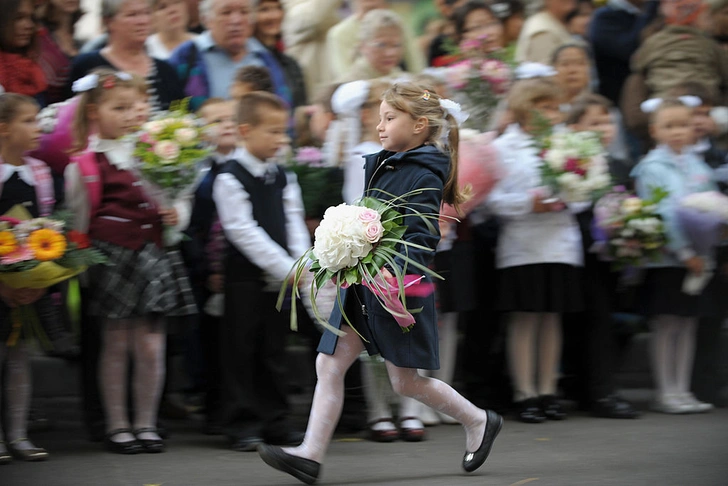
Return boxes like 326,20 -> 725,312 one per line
362,274 -> 435,330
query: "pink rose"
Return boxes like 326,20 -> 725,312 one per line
364,222 -> 384,243
154,140 -> 181,162
139,132 -> 152,144
357,208 -> 381,224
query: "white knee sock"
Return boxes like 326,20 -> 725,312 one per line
360,355 -> 395,429
4,343 -> 34,449
385,363 -> 486,453
99,320 -> 134,442
674,317 -> 698,395
284,327 -> 365,463
131,319 -> 166,441
508,312 -> 538,401
651,315 -> 681,398
537,313 -> 562,396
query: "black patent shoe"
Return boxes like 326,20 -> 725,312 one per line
8,439 -> 49,462
515,398 -> 546,423
540,395 -> 567,421
592,395 -> 640,419
462,410 -> 503,473
105,429 -> 142,455
258,443 -> 321,485
134,428 -> 165,453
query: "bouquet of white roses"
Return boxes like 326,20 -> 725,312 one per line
593,187 -> 668,269
539,130 -> 611,203
279,190 -> 443,336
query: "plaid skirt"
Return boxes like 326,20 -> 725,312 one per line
88,241 -> 198,319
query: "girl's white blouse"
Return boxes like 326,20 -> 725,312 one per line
487,124 -> 583,269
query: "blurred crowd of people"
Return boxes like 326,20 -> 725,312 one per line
0,0 -> 726,467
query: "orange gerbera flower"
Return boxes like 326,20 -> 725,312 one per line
0,231 -> 18,256
27,229 -> 67,261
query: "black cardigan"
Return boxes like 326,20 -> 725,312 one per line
67,51 -> 184,111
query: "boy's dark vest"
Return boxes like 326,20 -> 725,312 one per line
221,160 -> 289,283
87,153 -> 163,250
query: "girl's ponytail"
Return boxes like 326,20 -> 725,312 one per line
442,112 -> 468,214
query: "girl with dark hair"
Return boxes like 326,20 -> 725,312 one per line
0,0 -> 48,103
37,0 -> 83,105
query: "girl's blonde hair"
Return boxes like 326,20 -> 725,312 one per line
72,68 -> 137,152
381,82 -> 467,211
507,78 -> 562,126
649,97 -> 693,125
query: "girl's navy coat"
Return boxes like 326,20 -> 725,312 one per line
317,144 -> 449,370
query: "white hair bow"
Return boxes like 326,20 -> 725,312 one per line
640,95 -> 702,113
71,72 -> 134,93
331,80 -> 370,117
440,98 -> 469,126
514,62 -> 557,80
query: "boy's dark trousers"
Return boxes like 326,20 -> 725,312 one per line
220,281 -> 292,444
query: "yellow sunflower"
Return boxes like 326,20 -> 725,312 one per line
27,229 -> 67,261
0,231 -> 18,256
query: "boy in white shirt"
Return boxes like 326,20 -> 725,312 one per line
212,91 -> 310,451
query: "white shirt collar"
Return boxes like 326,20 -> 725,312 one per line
236,146 -> 278,180
0,160 -> 35,186
88,135 -> 137,171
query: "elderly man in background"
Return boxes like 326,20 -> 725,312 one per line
168,0 -> 286,108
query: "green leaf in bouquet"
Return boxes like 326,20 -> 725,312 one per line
344,267 -> 360,286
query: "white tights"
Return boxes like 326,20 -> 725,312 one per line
651,315 -> 698,397
99,318 -> 166,442
0,342 -> 36,451
507,312 -> 562,402
284,326 -> 486,463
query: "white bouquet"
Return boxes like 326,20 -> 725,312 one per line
539,131 -> 611,203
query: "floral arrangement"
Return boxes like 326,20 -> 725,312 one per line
134,99 -> 210,204
593,187 -> 668,268
279,190 -> 442,336
0,206 -> 106,347
539,130 -> 612,203
0,209 -> 106,287
444,35 -> 511,130
675,191 -> 728,294
286,146 -> 344,219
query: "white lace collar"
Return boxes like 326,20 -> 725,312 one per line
0,159 -> 35,186
88,135 -> 137,171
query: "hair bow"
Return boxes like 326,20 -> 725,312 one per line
71,72 -> 134,93
514,62 -> 557,80
331,80 -> 371,116
640,95 -> 702,113
440,98 -> 469,126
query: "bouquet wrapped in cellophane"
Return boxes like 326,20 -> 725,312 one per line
676,191 -> 728,294
0,205 -> 106,346
444,35 -> 511,131
134,99 -> 210,244
278,189 -> 445,337
592,186 -> 669,269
